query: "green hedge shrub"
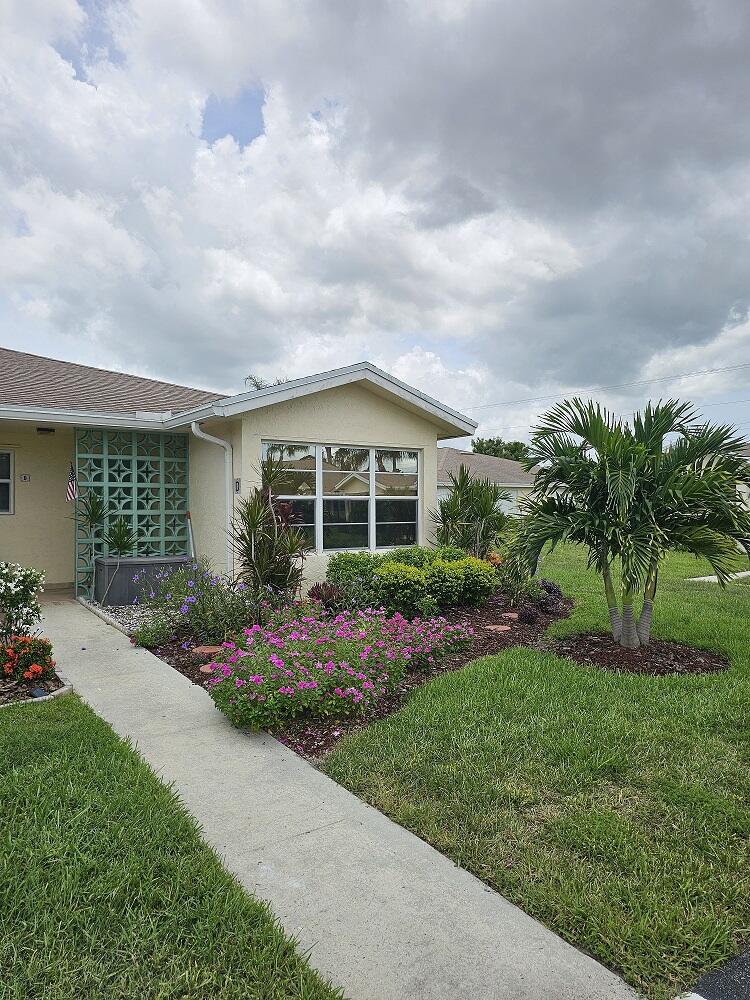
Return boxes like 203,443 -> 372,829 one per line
373,562 -> 427,615
326,547 -> 498,613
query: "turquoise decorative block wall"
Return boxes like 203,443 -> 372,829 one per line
75,428 -> 189,594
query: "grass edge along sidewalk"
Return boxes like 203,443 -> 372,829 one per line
0,693 -> 343,1000
323,546 -> 750,1000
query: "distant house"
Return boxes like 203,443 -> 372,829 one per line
437,446 -> 535,512
0,349 -> 476,590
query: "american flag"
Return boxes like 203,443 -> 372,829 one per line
65,463 -> 78,502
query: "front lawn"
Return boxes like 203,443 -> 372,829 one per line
0,695 -> 342,1000
323,545 -> 750,1000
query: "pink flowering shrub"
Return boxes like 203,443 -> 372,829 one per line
206,609 -> 473,730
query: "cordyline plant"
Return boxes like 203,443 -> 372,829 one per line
516,398 -> 750,649
429,465 -> 510,558
230,457 -> 310,597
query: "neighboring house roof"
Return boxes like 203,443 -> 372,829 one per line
437,447 -> 535,487
0,351 -> 476,437
0,347 -> 222,414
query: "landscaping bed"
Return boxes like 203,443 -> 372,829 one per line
551,631 -> 729,676
0,670 -> 64,707
148,590 -> 570,760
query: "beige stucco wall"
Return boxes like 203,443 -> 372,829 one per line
0,422 -> 75,586
188,420 -> 243,575
188,383 -> 442,584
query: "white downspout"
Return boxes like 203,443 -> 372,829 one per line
190,421 -> 234,576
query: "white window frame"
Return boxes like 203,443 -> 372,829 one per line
263,441 -> 421,553
0,449 -> 14,515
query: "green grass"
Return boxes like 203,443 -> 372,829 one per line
323,546 -> 750,1000
0,695 -> 342,1000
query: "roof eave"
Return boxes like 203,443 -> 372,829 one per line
0,405 -> 174,430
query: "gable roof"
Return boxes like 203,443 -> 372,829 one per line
0,347 -> 222,414
437,446 -> 535,486
0,352 -> 476,438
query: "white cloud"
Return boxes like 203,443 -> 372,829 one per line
1,0 -> 750,439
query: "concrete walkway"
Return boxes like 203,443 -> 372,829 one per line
41,595 -> 637,1000
687,570 -> 750,583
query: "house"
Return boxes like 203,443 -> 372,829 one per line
0,348 -> 476,591
437,446 -> 535,511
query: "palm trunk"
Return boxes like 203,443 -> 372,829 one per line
637,562 -> 658,646
602,562 -> 622,641
620,590 -> 641,649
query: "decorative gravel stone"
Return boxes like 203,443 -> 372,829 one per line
485,624 -> 512,633
501,612 -> 519,620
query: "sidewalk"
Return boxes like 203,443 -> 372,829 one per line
41,595 -> 637,1000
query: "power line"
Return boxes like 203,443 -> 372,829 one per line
466,361 -> 750,411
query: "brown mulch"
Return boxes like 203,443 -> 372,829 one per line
550,632 -> 729,677
0,674 -> 64,707
146,593 -> 728,763
150,593 -> 570,761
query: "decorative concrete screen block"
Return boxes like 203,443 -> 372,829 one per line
94,555 -> 190,606
75,429 -> 189,595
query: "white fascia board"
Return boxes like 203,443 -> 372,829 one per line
0,406 -> 171,430
437,479 -> 534,488
168,362 -> 478,436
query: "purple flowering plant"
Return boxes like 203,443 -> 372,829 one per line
206,608 -> 473,730
132,559 -> 268,646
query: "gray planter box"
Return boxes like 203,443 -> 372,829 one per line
94,555 -> 190,606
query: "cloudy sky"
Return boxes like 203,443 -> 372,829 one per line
2,0 -> 750,442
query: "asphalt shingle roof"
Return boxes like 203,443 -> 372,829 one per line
437,446 -> 535,486
0,348 -> 223,414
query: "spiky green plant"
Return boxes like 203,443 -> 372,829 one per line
429,464 -> 510,558
517,398 -> 750,648
230,458 -> 310,597
104,517 -> 138,556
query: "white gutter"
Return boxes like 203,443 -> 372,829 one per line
190,421 -> 234,576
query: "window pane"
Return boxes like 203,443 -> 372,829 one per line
323,523 -> 369,549
263,442 -> 315,464
0,482 -> 9,512
376,499 -> 417,524
299,524 -> 316,548
375,473 -> 417,496
273,470 -> 316,495
284,499 -> 315,524
376,522 -> 417,547
323,446 -> 370,472
0,453 -> 9,479
323,499 -> 369,524
375,449 -> 418,474
323,470 -> 369,496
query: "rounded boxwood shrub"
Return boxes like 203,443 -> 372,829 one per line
457,556 -> 497,605
424,559 -> 465,606
380,546 -> 435,568
373,562 -> 427,615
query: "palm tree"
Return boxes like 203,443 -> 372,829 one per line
517,398 -> 750,648
429,465 -> 510,558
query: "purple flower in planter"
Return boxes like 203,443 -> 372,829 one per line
180,604 -> 190,614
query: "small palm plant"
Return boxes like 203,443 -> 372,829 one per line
230,458 -> 310,597
517,398 -> 750,648
104,517 -> 138,556
429,465 -> 510,558
72,490 -> 112,597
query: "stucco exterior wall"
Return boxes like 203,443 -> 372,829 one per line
188,420 -> 243,575
0,422 -> 75,586
236,382 -> 441,585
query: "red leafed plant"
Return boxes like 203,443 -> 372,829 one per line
1,635 -> 56,684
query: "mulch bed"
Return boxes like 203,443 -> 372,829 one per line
144,593 -> 728,762
0,674 -> 64,708
150,592 -> 570,761
550,632 -> 729,677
